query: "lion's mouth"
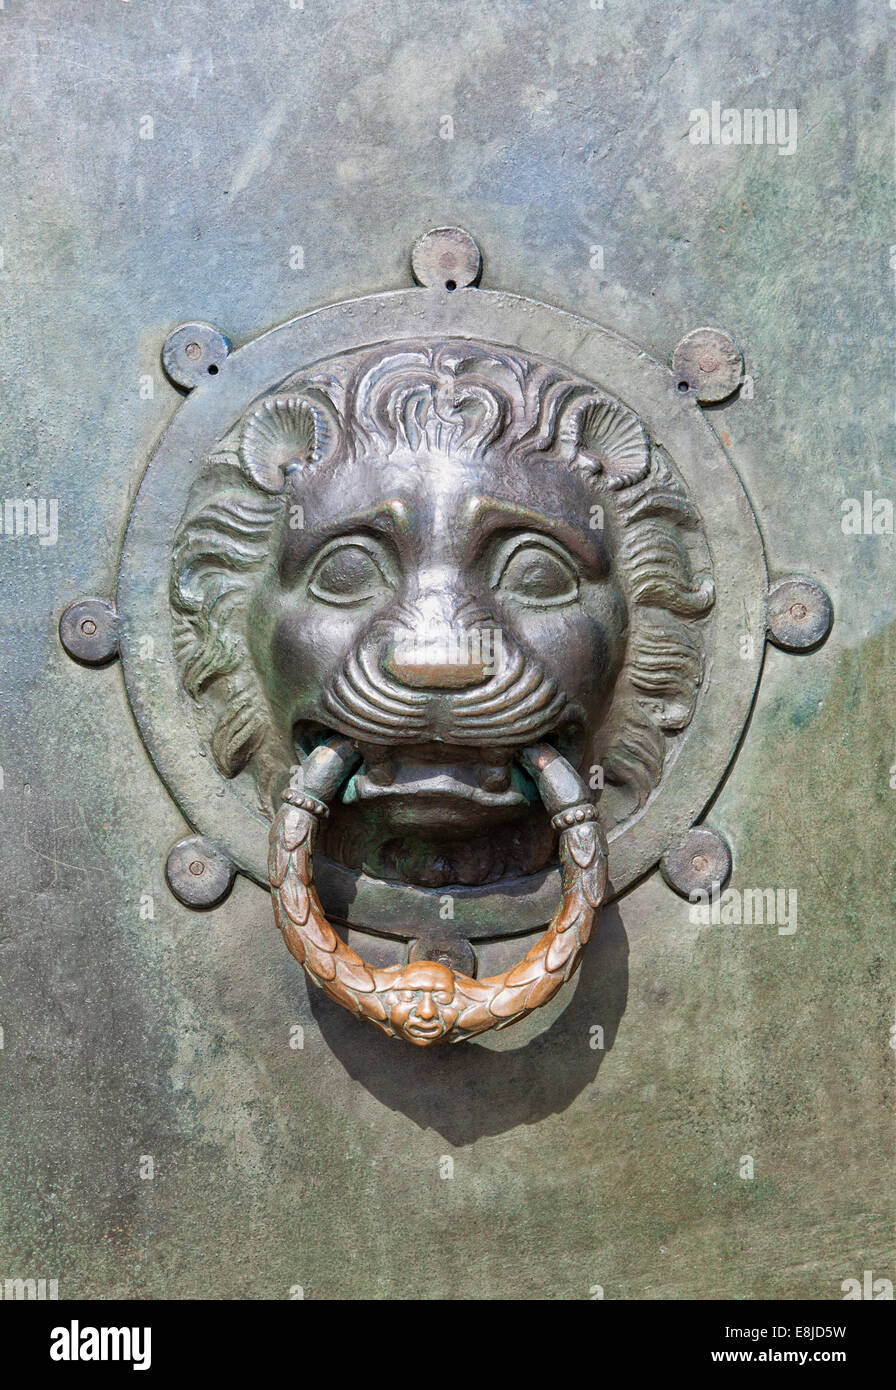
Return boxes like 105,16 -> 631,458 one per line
349,744 -> 532,808
292,723 -> 585,811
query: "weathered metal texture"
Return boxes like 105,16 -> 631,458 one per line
0,0 -> 892,1301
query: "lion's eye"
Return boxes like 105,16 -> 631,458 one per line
308,541 -> 394,606
494,539 -> 578,605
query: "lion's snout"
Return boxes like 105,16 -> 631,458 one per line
321,611 -> 570,751
382,620 -> 502,690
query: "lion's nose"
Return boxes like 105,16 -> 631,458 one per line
382,627 -> 496,689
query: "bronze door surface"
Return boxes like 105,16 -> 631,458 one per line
0,0 -> 892,1303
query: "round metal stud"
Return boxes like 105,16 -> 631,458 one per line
411,227 -> 481,291
166,835 -> 235,908
661,826 -> 732,899
59,597 -> 119,666
408,935 -> 477,978
767,576 -> 833,651
161,322 -> 232,390
671,327 -> 744,403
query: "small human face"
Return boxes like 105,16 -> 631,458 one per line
386,961 -> 460,1045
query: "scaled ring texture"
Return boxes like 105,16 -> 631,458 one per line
117,288 -> 767,936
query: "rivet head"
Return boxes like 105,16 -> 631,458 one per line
411,227 -> 482,291
661,827 -> 732,899
671,327 -> 744,403
59,597 -> 119,666
162,321 -> 231,390
767,577 -> 833,651
166,836 -> 235,908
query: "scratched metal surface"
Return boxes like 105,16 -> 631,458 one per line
0,0 -> 892,1299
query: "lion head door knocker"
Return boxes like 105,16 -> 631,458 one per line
61,228 -> 832,1046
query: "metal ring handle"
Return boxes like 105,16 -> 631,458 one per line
268,738 -> 608,1046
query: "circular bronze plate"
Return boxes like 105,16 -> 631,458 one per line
118,287 -> 767,938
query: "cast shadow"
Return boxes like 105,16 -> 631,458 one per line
307,904 -> 629,1145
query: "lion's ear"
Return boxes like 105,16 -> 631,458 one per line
240,393 -> 338,493
557,395 -> 650,490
